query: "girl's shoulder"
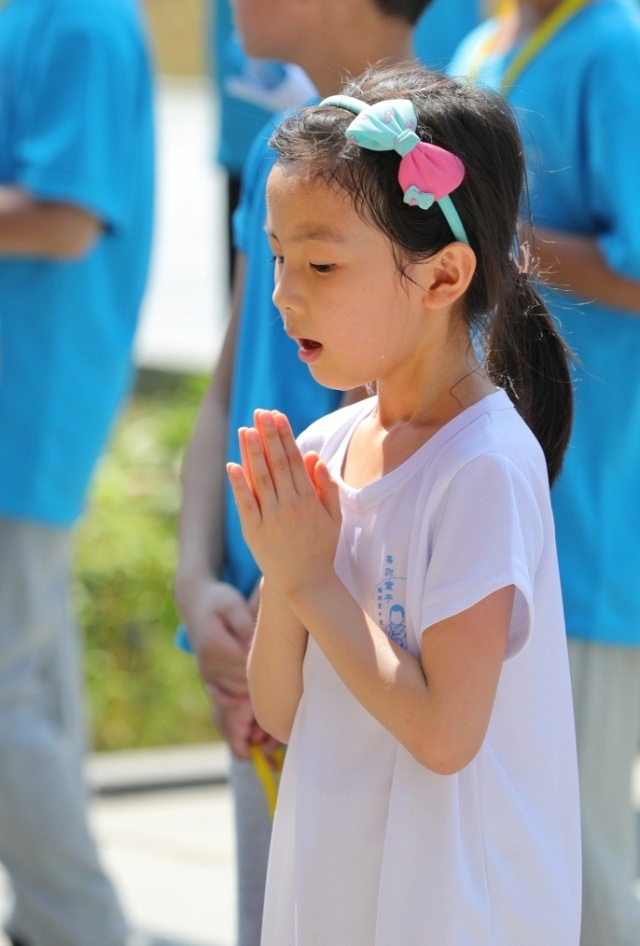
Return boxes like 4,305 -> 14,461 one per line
427,390 -> 549,496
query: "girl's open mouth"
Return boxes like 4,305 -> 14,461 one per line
297,337 -> 323,364
300,338 -> 321,351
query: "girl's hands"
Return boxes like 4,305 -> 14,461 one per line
227,410 -> 341,603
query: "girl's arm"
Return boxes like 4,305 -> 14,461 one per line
534,226 -> 640,314
247,579 -> 308,744
286,574 -> 512,775
228,410 -> 512,774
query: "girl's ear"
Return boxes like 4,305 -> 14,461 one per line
420,243 -> 477,310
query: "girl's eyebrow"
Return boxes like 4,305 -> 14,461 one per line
264,223 -> 346,245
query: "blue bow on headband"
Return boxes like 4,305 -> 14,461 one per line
320,95 -> 469,245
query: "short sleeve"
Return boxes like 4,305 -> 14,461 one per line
15,7 -> 149,229
418,454 -> 544,658
583,32 -> 640,279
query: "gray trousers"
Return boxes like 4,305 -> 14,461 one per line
229,755 -> 272,946
0,518 -> 127,946
569,638 -> 640,946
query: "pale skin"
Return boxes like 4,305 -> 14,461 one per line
174,0 -> 419,759
226,167 -> 515,774
0,186 -> 101,258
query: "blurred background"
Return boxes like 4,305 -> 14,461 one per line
77,0 -> 223,753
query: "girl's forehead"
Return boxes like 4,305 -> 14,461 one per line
265,164 -> 357,238
267,163 -> 345,204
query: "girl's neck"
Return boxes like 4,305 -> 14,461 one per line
343,370 -> 496,490
375,368 -> 496,433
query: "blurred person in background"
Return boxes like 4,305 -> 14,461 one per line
210,0 -> 315,284
0,1 -> 155,945
449,0 -> 640,942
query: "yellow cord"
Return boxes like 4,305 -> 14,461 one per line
501,0 -> 590,91
467,0 -> 591,91
249,744 -> 285,820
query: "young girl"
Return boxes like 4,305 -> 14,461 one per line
227,63 -> 581,945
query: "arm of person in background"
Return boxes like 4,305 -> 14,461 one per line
0,186 -> 101,258
174,253 -> 278,760
533,226 -> 640,315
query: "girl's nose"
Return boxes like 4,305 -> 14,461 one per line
272,268 -> 300,316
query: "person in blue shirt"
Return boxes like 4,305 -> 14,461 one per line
0,1 -> 155,945
415,0 -> 488,68
210,0 -> 315,283
449,1 -> 640,942
175,2 -> 488,944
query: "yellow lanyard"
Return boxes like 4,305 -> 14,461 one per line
249,744 -> 285,820
468,0 -> 592,92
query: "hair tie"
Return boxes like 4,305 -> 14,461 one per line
517,241 -> 532,276
510,241 -> 533,290
320,94 -> 469,245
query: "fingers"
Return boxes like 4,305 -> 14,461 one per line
229,410 -> 325,525
227,459 -> 262,530
305,453 -> 342,525
256,409 -> 315,497
314,458 -> 341,515
228,424 -> 277,524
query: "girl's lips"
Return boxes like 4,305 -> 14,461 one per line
297,337 -> 323,363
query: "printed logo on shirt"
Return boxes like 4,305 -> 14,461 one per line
374,556 -> 408,650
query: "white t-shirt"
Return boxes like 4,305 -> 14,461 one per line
261,391 -> 581,946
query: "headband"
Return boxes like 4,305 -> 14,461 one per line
320,95 -> 469,246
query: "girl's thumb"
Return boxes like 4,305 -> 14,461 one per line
314,459 -> 341,522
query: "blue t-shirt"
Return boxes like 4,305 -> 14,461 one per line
415,0 -> 485,70
0,0 -> 155,525
449,0 -> 640,644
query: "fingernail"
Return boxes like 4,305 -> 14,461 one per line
246,428 -> 260,443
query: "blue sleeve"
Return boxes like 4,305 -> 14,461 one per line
584,30 -> 640,280
175,624 -> 194,654
14,6 -> 149,230
415,0 -> 483,71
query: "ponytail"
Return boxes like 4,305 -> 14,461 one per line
484,258 -> 573,485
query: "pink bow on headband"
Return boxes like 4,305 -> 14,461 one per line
321,96 -> 468,243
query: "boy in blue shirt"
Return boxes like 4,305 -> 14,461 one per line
0,1 -> 154,944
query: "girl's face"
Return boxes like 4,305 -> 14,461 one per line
265,165 -> 431,393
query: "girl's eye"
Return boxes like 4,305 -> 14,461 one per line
311,263 -> 334,273
270,254 -> 284,266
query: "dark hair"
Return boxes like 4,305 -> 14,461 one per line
374,0 -> 433,25
269,63 -> 573,484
